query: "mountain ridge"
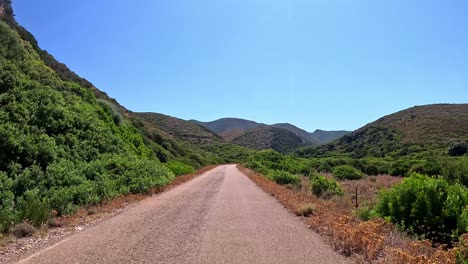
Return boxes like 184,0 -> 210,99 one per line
191,118 -> 350,145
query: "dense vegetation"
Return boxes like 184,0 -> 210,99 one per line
233,126 -> 303,153
374,173 -> 468,244
244,148 -> 468,245
0,21 -> 181,232
332,165 -> 365,180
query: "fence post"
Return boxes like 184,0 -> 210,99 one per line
355,187 -> 358,209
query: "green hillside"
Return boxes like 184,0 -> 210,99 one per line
0,1 -> 248,232
232,126 -> 303,153
309,129 -> 350,145
298,104 -> 468,158
132,113 -> 254,165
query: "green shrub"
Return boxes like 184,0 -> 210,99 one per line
269,170 -> 301,186
374,173 -> 468,243
333,165 -> 364,180
317,162 -> 332,173
165,161 -> 195,176
310,174 -> 343,198
409,158 -> 443,176
48,188 -> 77,216
17,189 -> 50,227
353,206 -> 373,221
389,159 -> 412,176
442,158 -> 468,187
0,172 -> 14,232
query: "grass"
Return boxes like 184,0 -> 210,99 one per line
297,204 -> 315,217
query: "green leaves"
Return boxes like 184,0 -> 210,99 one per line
332,165 -> 365,180
310,174 -> 343,198
374,173 -> 468,243
165,160 -> 195,176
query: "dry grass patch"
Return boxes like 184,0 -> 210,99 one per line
297,204 -> 315,217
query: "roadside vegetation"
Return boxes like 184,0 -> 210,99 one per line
0,17 -> 248,239
243,149 -> 468,262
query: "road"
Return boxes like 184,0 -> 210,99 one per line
15,165 -> 348,264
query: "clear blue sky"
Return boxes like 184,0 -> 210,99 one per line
12,0 -> 468,131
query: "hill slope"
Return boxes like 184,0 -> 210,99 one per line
136,113 -> 221,145
133,113 -> 254,164
232,126 -> 303,153
191,118 -> 263,134
297,104 -> 468,158
310,129 -> 350,144
270,123 -> 320,145
0,0 -> 250,231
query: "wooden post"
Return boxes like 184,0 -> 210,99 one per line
355,187 -> 358,209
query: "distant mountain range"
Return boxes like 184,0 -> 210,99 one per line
190,118 -> 350,151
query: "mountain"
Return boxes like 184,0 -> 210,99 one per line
133,113 -> 254,164
191,118 -> 263,134
310,129 -> 350,144
297,104 -> 468,158
232,126 -> 303,153
270,123 -> 320,145
191,118 -> 349,146
136,113 -> 221,145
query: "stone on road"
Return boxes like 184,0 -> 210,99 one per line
14,165 -> 348,264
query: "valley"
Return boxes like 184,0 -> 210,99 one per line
0,0 -> 468,263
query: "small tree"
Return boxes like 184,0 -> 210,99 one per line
449,142 -> 468,157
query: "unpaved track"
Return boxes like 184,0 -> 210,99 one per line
14,165 -> 348,264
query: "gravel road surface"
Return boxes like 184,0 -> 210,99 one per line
14,165 -> 348,264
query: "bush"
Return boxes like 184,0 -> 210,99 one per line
442,158 -> 468,187
297,204 -> 315,217
0,172 -> 14,232
354,206 -> 373,221
17,189 -> 50,227
10,222 -> 35,238
269,170 -> 301,186
449,142 -> 468,157
374,173 -> 468,244
333,165 -> 364,180
310,174 -> 343,198
389,159 -> 412,176
165,160 -> 195,176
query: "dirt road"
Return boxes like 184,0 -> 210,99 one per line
14,165 -> 348,264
